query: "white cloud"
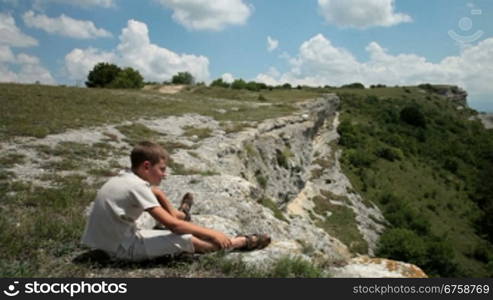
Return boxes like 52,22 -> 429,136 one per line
0,13 -> 54,84
0,46 -> 15,62
0,48 -> 55,84
318,0 -> 412,29
221,73 -> 234,83
267,36 -> 279,52
256,34 -> 493,107
23,11 -> 112,39
64,48 -> 115,81
64,19 -> 210,82
156,0 -> 252,31
0,13 -> 38,47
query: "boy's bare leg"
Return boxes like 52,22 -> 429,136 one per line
192,236 -> 247,253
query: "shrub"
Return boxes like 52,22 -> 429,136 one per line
376,146 -> 404,162
246,81 -> 260,91
109,67 -> 144,89
231,79 -> 247,90
346,149 -> 375,168
276,149 -> 290,169
376,228 -> 428,267
86,63 -> 144,89
400,106 -> 427,128
270,256 -> 324,278
341,82 -> 365,89
383,198 -> 430,235
210,78 -> 230,88
86,62 -> 122,88
366,95 -> 379,103
172,72 -> 194,85
423,238 -> 459,277
337,120 -> 361,148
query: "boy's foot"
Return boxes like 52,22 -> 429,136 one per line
235,233 -> 271,251
179,192 -> 194,221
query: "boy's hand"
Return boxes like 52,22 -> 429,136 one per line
211,232 -> 232,249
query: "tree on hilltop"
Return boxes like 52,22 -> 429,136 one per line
172,72 -> 194,85
210,78 -> 230,88
86,63 -> 144,89
86,62 -> 121,88
110,67 -> 144,89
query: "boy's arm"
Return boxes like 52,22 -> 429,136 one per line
147,206 -> 232,249
150,186 -> 184,219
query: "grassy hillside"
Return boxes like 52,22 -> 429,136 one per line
335,86 -> 493,277
0,84 -> 321,140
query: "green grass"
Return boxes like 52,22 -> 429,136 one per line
0,176 -> 95,276
198,253 -> 326,278
0,83 -> 312,140
0,153 -> 26,168
168,161 -> 218,176
182,126 -> 213,139
116,123 -> 163,146
186,86 -> 322,104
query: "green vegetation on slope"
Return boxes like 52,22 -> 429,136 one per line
336,86 -> 493,277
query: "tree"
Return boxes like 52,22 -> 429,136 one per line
231,79 -> 247,90
341,82 -> 365,89
110,67 -> 144,89
86,63 -> 121,88
172,72 -> 194,85
246,81 -> 260,91
210,78 -> 230,88
86,63 -> 144,89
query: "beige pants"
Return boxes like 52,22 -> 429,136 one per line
113,230 -> 194,261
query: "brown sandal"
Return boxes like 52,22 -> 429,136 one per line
178,192 -> 194,221
237,233 -> 271,251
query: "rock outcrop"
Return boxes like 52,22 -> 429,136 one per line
478,113 -> 493,129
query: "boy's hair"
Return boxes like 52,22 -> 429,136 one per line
131,141 -> 169,169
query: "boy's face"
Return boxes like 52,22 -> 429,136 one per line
143,159 -> 167,185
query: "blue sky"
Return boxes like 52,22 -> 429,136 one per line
1,0 -> 493,112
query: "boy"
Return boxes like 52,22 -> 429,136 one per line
81,141 -> 270,261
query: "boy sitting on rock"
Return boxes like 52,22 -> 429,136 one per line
81,141 -> 270,261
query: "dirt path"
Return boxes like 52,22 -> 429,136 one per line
143,84 -> 186,94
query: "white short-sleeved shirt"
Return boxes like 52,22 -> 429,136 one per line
81,170 -> 160,254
